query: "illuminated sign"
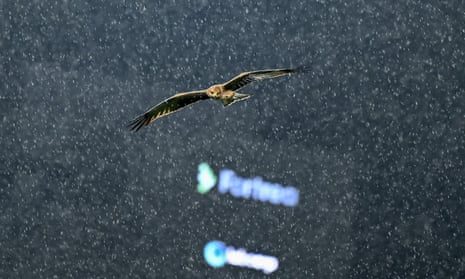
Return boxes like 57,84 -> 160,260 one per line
197,163 -> 299,207
197,163 -> 217,194
203,240 -> 279,274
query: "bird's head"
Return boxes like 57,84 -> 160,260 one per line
206,85 -> 222,98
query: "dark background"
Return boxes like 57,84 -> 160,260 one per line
1,0 -> 464,278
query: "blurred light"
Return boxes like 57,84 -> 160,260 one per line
203,240 -> 279,274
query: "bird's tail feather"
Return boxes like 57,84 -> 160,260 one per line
222,93 -> 251,107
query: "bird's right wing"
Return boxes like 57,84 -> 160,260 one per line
128,90 -> 209,131
222,66 -> 310,91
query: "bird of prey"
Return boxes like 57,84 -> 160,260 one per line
128,66 -> 309,131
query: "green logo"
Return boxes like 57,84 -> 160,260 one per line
197,163 -> 217,194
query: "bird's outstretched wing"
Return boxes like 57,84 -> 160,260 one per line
223,66 -> 310,91
128,90 -> 209,131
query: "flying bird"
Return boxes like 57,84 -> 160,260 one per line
128,66 -> 309,131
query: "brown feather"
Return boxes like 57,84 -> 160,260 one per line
128,90 -> 209,131
223,66 -> 309,91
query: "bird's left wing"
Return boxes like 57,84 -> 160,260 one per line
223,67 -> 309,91
128,90 -> 209,131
